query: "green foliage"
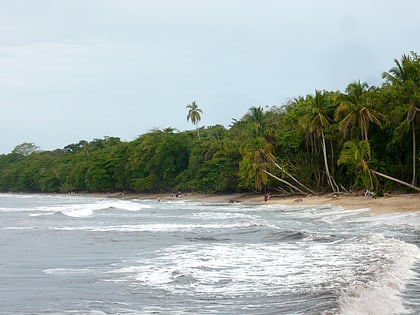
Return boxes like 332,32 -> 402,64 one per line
338,140 -> 374,190
0,52 -> 419,194
179,126 -> 240,193
12,142 -> 40,157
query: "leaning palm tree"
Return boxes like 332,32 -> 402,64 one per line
335,81 -> 384,142
240,142 -> 307,193
382,51 -> 420,185
299,90 -> 339,192
186,100 -> 203,139
338,139 -> 420,192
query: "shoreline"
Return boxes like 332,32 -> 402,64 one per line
4,191 -> 419,215
97,192 -> 420,215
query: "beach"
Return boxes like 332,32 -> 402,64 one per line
1,192 -> 419,314
103,192 -> 420,215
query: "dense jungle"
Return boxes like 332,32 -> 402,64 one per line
1,52 -> 419,195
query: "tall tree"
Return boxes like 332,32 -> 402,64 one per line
335,81 -> 383,142
235,106 -> 282,191
382,51 -> 420,185
12,142 -> 40,157
242,106 -> 276,138
186,100 -> 203,139
299,90 -> 339,192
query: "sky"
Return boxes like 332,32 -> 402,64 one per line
1,0 -> 419,154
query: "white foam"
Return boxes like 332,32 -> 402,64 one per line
43,267 -> 94,275
338,235 -> 420,315
0,206 -> 36,212
104,199 -> 152,211
187,211 -> 257,220
107,242 -> 345,296
34,204 -> 96,217
104,231 -> 420,315
29,212 -> 56,217
30,199 -> 151,217
51,220 -> 272,232
1,226 -> 36,230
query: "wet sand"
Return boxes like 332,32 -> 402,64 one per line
103,192 -> 420,215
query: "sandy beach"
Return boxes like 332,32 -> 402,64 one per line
104,192 -> 420,215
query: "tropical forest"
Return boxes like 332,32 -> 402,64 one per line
1,52 -> 419,195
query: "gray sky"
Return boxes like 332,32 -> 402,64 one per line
1,0 -> 419,154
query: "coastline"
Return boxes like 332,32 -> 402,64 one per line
6,191 -> 417,215
98,192 -> 420,215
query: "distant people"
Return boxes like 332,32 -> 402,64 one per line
365,189 -> 375,197
264,193 -> 270,202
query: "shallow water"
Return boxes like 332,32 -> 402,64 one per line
0,193 -> 419,314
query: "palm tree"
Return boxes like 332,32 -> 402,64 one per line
299,90 -> 339,192
186,100 -> 203,139
243,106 -> 274,137
338,139 -> 420,192
240,143 -> 307,193
382,52 -> 420,185
236,106 -> 314,194
240,146 -> 271,192
335,81 -> 384,142
338,140 -> 375,190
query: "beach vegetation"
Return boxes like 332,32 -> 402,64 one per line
298,90 -> 340,192
382,51 -> 420,186
0,52 -> 419,195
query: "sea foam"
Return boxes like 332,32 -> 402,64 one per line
338,235 -> 420,315
31,199 -> 151,217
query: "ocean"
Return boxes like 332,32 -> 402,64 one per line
0,193 -> 419,315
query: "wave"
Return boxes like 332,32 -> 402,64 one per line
30,200 -> 152,218
187,236 -> 232,242
187,211 -> 256,220
6,195 -> 417,314
103,232 -> 419,315
50,220 -> 274,232
2,220 -> 271,232
337,235 -> 420,315
0,194 -> 151,217
29,212 -> 57,217
43,267 -> 95,276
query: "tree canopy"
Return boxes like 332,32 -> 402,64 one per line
1,52 -> 419,194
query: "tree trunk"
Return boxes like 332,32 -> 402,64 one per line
196,124 -> 201,140
371,170 -> 420,192
262,170 -> 306,194
321,131 -> 338,192
412,119 -> 416,186
272,162 -> 316,195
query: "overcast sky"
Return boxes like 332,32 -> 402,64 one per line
1,0 -> 419,154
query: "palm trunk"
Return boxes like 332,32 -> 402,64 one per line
272,161 -> 316,195
196,124 -> 201,140
371,170 -> 420,192
262,170 -> 306,194
412,119 -> 416,186
321,132 -> 338,192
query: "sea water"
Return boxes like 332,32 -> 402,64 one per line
0,193 -> 419,315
